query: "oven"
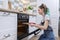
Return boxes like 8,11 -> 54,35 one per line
17,13 -> 40,40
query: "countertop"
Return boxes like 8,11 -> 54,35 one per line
0,8 -> 36,16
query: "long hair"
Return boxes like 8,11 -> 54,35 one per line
39,4 -> 49,14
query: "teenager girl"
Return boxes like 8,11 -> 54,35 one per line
29,4 -> 55,40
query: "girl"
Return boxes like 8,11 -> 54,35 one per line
29,4 -> 55,40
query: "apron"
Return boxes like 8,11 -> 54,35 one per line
38,22 -> 55,40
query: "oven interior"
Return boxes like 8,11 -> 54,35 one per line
17,14 -> 29,40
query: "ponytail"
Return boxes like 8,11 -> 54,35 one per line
39,4 -> 49,14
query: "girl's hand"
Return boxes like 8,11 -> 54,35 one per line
29,23 -> 35,26
29,22 -> 40,27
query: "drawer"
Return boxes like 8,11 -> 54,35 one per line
0,28 -> 17,40
0,13 -> 17,30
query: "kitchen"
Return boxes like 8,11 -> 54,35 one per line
0,0 -> 59,40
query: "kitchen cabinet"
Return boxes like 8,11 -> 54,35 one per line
0,28 -> 17,40
0,0 -> 17,40
0,13 -> 17,40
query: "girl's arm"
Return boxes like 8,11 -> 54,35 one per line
29,20 -> 49,30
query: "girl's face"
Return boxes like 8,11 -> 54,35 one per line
38,8 -> 44,15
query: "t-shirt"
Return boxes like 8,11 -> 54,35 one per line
41,13 -> 51,26
45,14 -> 50,21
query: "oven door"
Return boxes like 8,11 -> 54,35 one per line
17,14 -> 40,40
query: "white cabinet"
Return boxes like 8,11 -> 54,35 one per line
29,16 -> 38,33
0,13 -> 17,40
28,16 -> 38,39
0,29 -> 17,40
28,15 -> 42,39
0,0 -> 17,40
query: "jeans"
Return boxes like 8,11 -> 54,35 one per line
38,26 -> 55,40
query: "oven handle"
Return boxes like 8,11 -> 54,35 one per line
18,29 -> 41,40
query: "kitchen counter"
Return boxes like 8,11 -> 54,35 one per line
0,8 -> 36,16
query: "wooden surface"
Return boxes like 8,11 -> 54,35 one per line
22,23 -> 29,25
0,8 -> 36,16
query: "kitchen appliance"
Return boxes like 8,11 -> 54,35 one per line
17,13 -> 29,40
17,13 -> 40,40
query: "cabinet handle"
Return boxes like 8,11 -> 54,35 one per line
0,33 -> 17,40
0,34 -> 11,40
4,34 -> 11,38
2,12 -> 10,16
0,12 -> 10,16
